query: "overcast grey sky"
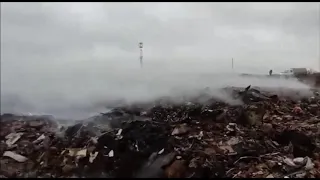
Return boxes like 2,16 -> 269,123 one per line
1,2 -> 319,119
1,2 -> 320,69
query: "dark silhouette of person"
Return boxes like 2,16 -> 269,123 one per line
269,69 -> 273,76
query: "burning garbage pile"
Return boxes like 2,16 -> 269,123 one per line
1,86 -> 320,178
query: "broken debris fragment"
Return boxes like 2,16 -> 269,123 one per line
171,124 -> 189,136
108,150 -> 114,157
5,133 -> 23,147
3,151 -> 28,163
89,152 -> 99,163
158,148 -> 164,155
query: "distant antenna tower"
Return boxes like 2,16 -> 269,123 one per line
139,42 -> 143,68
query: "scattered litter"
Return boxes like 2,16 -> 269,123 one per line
292,106 -> 303,114
76,149 -> 87,157
197,131 -> 203,140
116,129 -> 122,136
219,145 -> 236,155
305,157 -> 314,170
140,111 -> 147,116
266,174 -> 274,178
158,148 -> 164,155
67,148 -> 87,158
171,124 -> 189,136
89,152 -> 98,163
3,151 -> 28,162
253,171 -> 264,176
283,157 -> 297,167
28,120 -> 44,128
135,143 -> 139,152
226,123 -> 238,132
226,137 -> 241,146
5,133 -> 23,147
33,134 -> 46,144
108,150 -> 114,157
293,157 -> 305,165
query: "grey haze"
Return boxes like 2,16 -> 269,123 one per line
1,2 -> 319,119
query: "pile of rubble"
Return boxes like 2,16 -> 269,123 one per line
1,86 -> 320,178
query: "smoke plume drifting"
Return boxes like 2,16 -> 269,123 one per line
1,59 -> 312,120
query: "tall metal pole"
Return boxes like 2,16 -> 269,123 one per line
318,4 -> 320,72
232,58 -> 234,70
139,42 -> 143,68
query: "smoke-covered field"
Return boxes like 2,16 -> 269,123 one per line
0,59 -> 312,120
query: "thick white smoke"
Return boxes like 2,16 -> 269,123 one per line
1,59 -> 312,120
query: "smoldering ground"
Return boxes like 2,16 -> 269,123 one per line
0,59 -> 313,120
